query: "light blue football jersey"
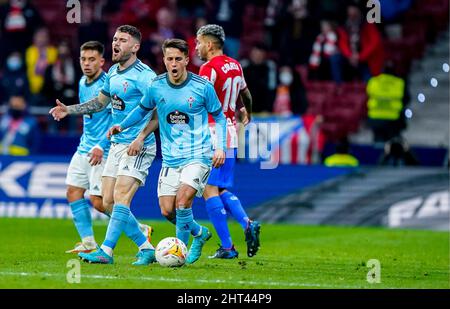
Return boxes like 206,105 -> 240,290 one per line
101,59 -> 156,146
77,71 -> 111,158
140,72 -> 225,168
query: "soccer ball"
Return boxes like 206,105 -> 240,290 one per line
155,237 -> 188,267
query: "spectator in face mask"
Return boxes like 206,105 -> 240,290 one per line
1,51 -> 30,104
0,95 -> 40,155
273,65 -> 308,116
0,0 -> 43,62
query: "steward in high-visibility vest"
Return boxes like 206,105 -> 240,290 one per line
367,73 -> 405,120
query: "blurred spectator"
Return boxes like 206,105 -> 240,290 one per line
25,27 -> 58,97
263,0 -> 285,50
207,0 -> 245,59
0,0 -> 43,65
42,41 -> 78,107
0,95 -> 40,155
277,0 -> 318,66
366,61 -> 408,143
337,4 -> 384,82
324,137 -> 359,167
1,51 -> 29,104
42,41 -> 79,133
177,0 -> 206,18
273,65 -> 308,115
78,2 -> 108,54
141,6 -> 185,73
187,17 -> 208,74
241,43 -> 277,113
308,20 -> 342,83
379,136 -> 419,166
99,0 -> 124,14
119,0 -> 168,39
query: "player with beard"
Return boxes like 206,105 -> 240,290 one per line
50,26 -> 157,265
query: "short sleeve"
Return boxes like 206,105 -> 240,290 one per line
238,63 -> 247,90
199,64 -> 217,85
139,82 -> 156,110
136,69 -> 157,96
204,82 -> 222,114
100,68 -> 112,97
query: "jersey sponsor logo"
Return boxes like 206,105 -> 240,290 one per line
167,111 -> 190,124
111,94 -> 125,111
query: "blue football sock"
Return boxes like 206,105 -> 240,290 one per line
103,204 -> 130,249
69,199 -> 93,240
124,212 -> 147,247
205,196 -> 232,248
176,208 -> 201,245
220,191 -> 249,230
167,216 -> 191,245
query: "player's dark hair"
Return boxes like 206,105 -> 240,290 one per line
116,25 -> 142,43
80,41 -> 105,56
162,38 -> 189,57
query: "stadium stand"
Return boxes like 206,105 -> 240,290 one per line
0,0 -> 447,164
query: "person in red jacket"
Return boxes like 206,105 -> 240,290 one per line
337,5 -> 384,81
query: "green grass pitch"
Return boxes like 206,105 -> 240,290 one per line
0,218 -> 448,288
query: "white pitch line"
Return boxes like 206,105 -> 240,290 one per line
0,271 -> 355,288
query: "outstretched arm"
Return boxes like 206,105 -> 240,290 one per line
107,103 -> 152,139
49,92 -> 110,121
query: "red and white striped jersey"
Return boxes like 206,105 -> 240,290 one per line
199,55 -> 247,149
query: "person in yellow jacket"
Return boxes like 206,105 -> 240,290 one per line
366,61 -> 409,142
324,138 -> 359,167
25,27 -> 58,95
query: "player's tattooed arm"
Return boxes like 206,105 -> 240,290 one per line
67,92 -> 110,115
50,93 -> 110,121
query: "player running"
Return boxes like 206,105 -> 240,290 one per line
196,24 -> 261,259
109,38 -> 227,264
50,26 -> 157,265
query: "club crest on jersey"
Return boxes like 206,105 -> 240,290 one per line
167,110 -> 189,124
187,96 -> 194,108
123,81 -> 129,93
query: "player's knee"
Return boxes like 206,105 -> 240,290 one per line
66,186 -> 84,202
102,195 -> 114,211
90,196 -> 105,213
113,188 -> 132,205
176,194 -> 193,209
160,208 -> 175,220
